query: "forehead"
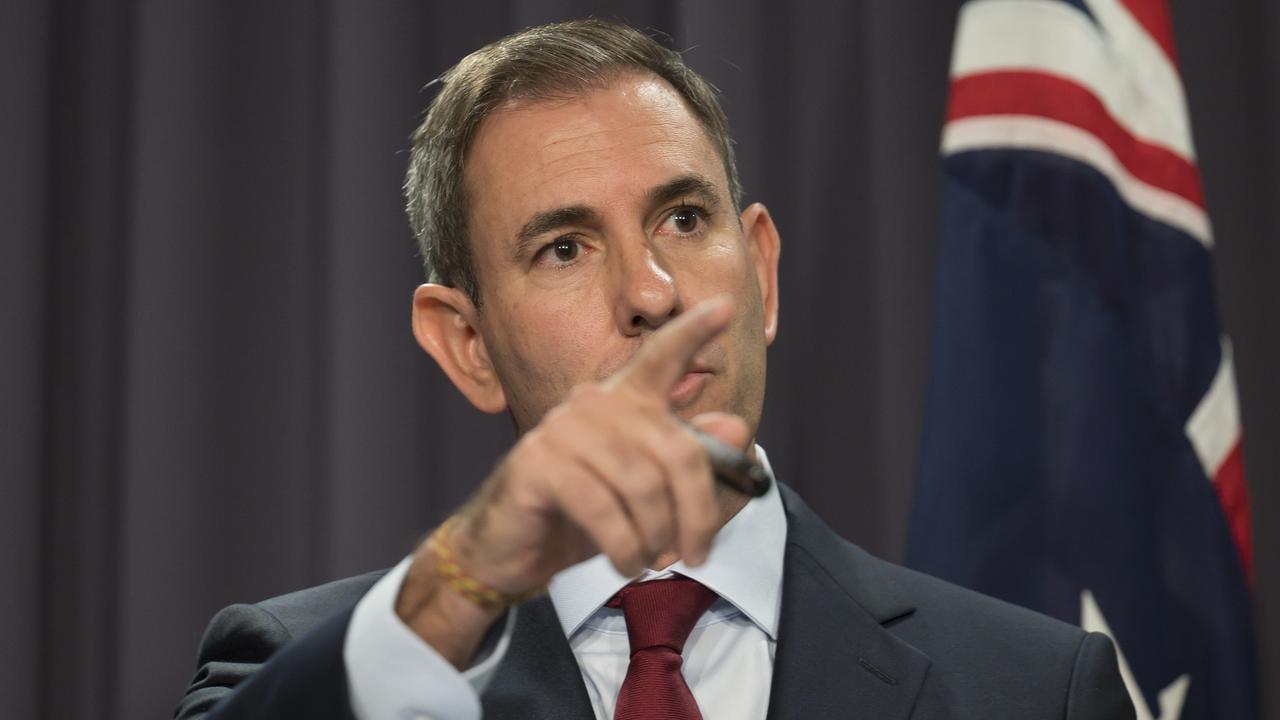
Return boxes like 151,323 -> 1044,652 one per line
462,74 -> 725,237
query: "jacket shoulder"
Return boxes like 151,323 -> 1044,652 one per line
782,484 -> 1086,655
841,545 -> 1132,718
255,570 -> 387,636
175,570 -> 386,720
858,547 -> 1085,648
778,486 -> 1131,718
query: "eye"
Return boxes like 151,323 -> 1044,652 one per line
551,238 -> 578,262
660,206 -> 706,236
535,237 -> 582,266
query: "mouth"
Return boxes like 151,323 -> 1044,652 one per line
670,369 -> 713,406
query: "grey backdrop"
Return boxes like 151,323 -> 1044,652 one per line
3,1 -> 1277,719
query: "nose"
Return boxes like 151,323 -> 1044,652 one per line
614,241 -> 680,335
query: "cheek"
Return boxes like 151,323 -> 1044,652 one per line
492,294 -> 613,388
676,237 -> 759,298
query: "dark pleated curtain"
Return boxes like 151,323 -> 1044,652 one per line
3,1 -> 1278,718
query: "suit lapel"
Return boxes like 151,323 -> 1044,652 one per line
766,485 -> 931,720
481,596 -> 595,720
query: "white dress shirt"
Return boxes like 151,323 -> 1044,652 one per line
345,447 -> 787,720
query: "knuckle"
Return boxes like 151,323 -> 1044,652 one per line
672,434 -> 705,470
641,499 -> 673,531
626,466 -> 664,500
573,487 -> 608,517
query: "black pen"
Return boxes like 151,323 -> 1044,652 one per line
684,424 -> 772,497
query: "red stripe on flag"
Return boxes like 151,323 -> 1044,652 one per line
1119,0 -> 1179,66
1213,440 -> 1253,585
947,71 -> 1204,209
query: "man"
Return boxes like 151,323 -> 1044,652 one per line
177,19 -> 1134,720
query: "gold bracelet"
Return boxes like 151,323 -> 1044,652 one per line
426,516 -> 542,611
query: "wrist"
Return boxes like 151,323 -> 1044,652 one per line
396,548 -> 502,668
429,516 -> 543,609
395,516 -> 537,669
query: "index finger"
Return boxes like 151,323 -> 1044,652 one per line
616,295 -> 733,394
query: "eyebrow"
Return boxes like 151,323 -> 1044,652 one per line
513,205 -> 601,259
646,174 -> 722,211
510,173 -> 725,260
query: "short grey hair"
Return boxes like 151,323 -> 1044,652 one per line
403,18 -> 743,307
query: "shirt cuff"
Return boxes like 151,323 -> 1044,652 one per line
344,556 -> 517,720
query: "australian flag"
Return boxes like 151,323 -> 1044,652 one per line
906,0 -> 1259,718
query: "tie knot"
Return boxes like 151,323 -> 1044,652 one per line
607,577 -> 719,654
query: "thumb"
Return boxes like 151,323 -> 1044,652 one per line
688,411 -> 751,451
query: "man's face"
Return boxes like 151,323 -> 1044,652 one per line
462,72 -> 778,436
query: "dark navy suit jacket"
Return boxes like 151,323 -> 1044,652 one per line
176,485 -> 1135,719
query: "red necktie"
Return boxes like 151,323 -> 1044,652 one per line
607,576 -> 719,720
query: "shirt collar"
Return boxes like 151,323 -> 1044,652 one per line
547,445 -> 787,641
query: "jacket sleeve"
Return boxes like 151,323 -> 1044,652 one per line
174,602 -> 357,720
1065,631 -> 1137,720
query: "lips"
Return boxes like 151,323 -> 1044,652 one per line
670,370 -> 712,405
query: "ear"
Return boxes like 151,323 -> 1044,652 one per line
739,202 -> 781,345
412,284 -> 508,413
